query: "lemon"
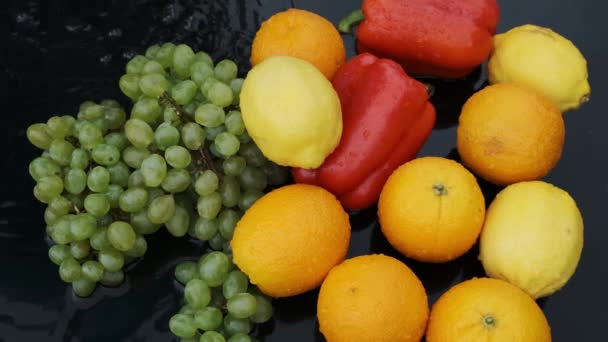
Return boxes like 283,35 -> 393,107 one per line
479,181 -> 584,299
240,56 -> 342,168
488,24 -> 591,112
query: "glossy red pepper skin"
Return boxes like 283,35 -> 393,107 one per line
356,0 -> 500,79
292,53 -> 436,211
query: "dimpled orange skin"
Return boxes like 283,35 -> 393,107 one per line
457,83 -> 565,185
250,8 -> 346,79
426,277 -> 552,342
230,184 -> 351,298
317,254 -> 429,342
378,157 -> 486,263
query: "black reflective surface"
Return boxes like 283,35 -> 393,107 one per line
2,0 -> 607,341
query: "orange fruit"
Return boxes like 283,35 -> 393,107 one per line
250,8 -> 346,79
426,277 -> 551,342
317,254 -> 428,342
457,83 -> 565,185
378,157 -> 485,263
231,184 -> 350,298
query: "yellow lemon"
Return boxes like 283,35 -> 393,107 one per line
479,181 -> 584,298
488,24 -> 590,111
240,56 -> 342,168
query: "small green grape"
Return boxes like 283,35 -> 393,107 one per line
181,122 -> 206,150
140,154 -> 167,187
100,269 -> 125,287
169,313 -> 197,339
119,74 -> 142,100
107,221 -> 137,251
193,306 -> 223,331
175,261 -> 199,285
195,104 -> 225,128
198,251 -> 230,287
26,123 -> 53,149
193,217 -> 219,241
59,257 -> 81,283
222,270 -> 248,300
147,194 -> 176,224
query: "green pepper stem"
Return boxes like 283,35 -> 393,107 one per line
338,9 -> 364,33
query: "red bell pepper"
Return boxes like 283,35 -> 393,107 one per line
292,53 -> 436,211
339,0 -> 500,79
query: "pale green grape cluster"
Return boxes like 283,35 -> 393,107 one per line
25,42 -> 289,298
170,252 -> 273,341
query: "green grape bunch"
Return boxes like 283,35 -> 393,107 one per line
25,42 -> 290,299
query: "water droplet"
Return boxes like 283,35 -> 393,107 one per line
99,54 -> 112,65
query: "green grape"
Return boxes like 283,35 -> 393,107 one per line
78,101 -> 95,114
190,61 -> 215,85
222,270 -> 248,300
147,194 -> 176,224
227,334 -> 250,342
237,132 -> 251,144
218,209 -> 239,240
198,251 -> 230,287
81,260 -> 105,282
179,304 -> 198,316
164,106 -> 179,124
239,190 -> 263,211
227,293 -> 257,319
195,104 -> 225,128
61,115 -> 77,134
239,166 -> 267,191
100,269 -> 125,287
130,210 -> 162,235
70,213 -> 97,241
194,170 -> 219,196
263,163 -> 289,186
222,156 -> 246,177
69,148 -> 90,170
91,144 -> 121,166
66,194 -> 85,211
91,116 -> 110,135
166,205 -> 190,237
181,122 -> 206,150
172,80 -> 198,105
97,214 -> 113,227
154,122 -> 180,150
230,78 -> 244,105
170,313 -> 197,339
194,306 -> 223,331
147,188 -> 165,205
104,132 -> 129,152
49,244 -> 71,265
194,217 -> 219,241
155,42 -> 176,68
194,51 -> 214,66
200,331 -> 225,342
200,77 -> 219,97
72,278 -> 96,297
161,168 -> 192,193
124,118 -> 154,149
29,157 -> 61,181
88,166 -> 111,192
214,132 -> 240,157
142,59 -> 166,75
104,184 -> 123,208
27,123 -> 52,149
107,162 -> 130,187
165,146 -> 192,169
119,74 -> 142,100
208,233 -> 225,251
140,154 -> 167,187
214,59 -> 238,83
224,111 -> 245,136
104,107 -> 127,130
175,261 -> 199,285
139,73 -> 169,98
145,45 -> 160,59
64,169 -> 87,195
205,126 -> 226,142
84,193 -> 110,217
79,104 -> 105,120
181,335 -> 201,342
98,248 -> 125,272
126,55 -> 149,74
107,221 -> 137,251
90,228 -> 111,251
49,196 -> 72,216
70,240 -> 91,259
124,235 -> 148,258
238,144 -> 266,167
119,187 -> 148,213
185,278 -> 211,309
197,192 -> 222,219
44,207 -> 62,225
46,116 -> 71,139
131,97 -> 162,123
223,314 -> 252,336
127,170 -> 145,188
48,139 -> 75,166
122,146 -> 151,168
207,82 -> 234,108
51,216 -> 73,244
101,99 -> 121,108
173,44 -> 195,78
34,175 -> 64,203
59,257 -> 81,282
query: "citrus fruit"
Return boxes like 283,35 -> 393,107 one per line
378,157 -> 485,263
426,277 -> 551,342
231,184 -> 350,298
250,8 -> 346,79
457,83 -> 565,185
240,56 -> 342,168
317,254 -> 428,342
479,181 -> 584,299
488,24 -> 590,112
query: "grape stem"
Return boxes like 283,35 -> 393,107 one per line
158,92 -> 222,178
